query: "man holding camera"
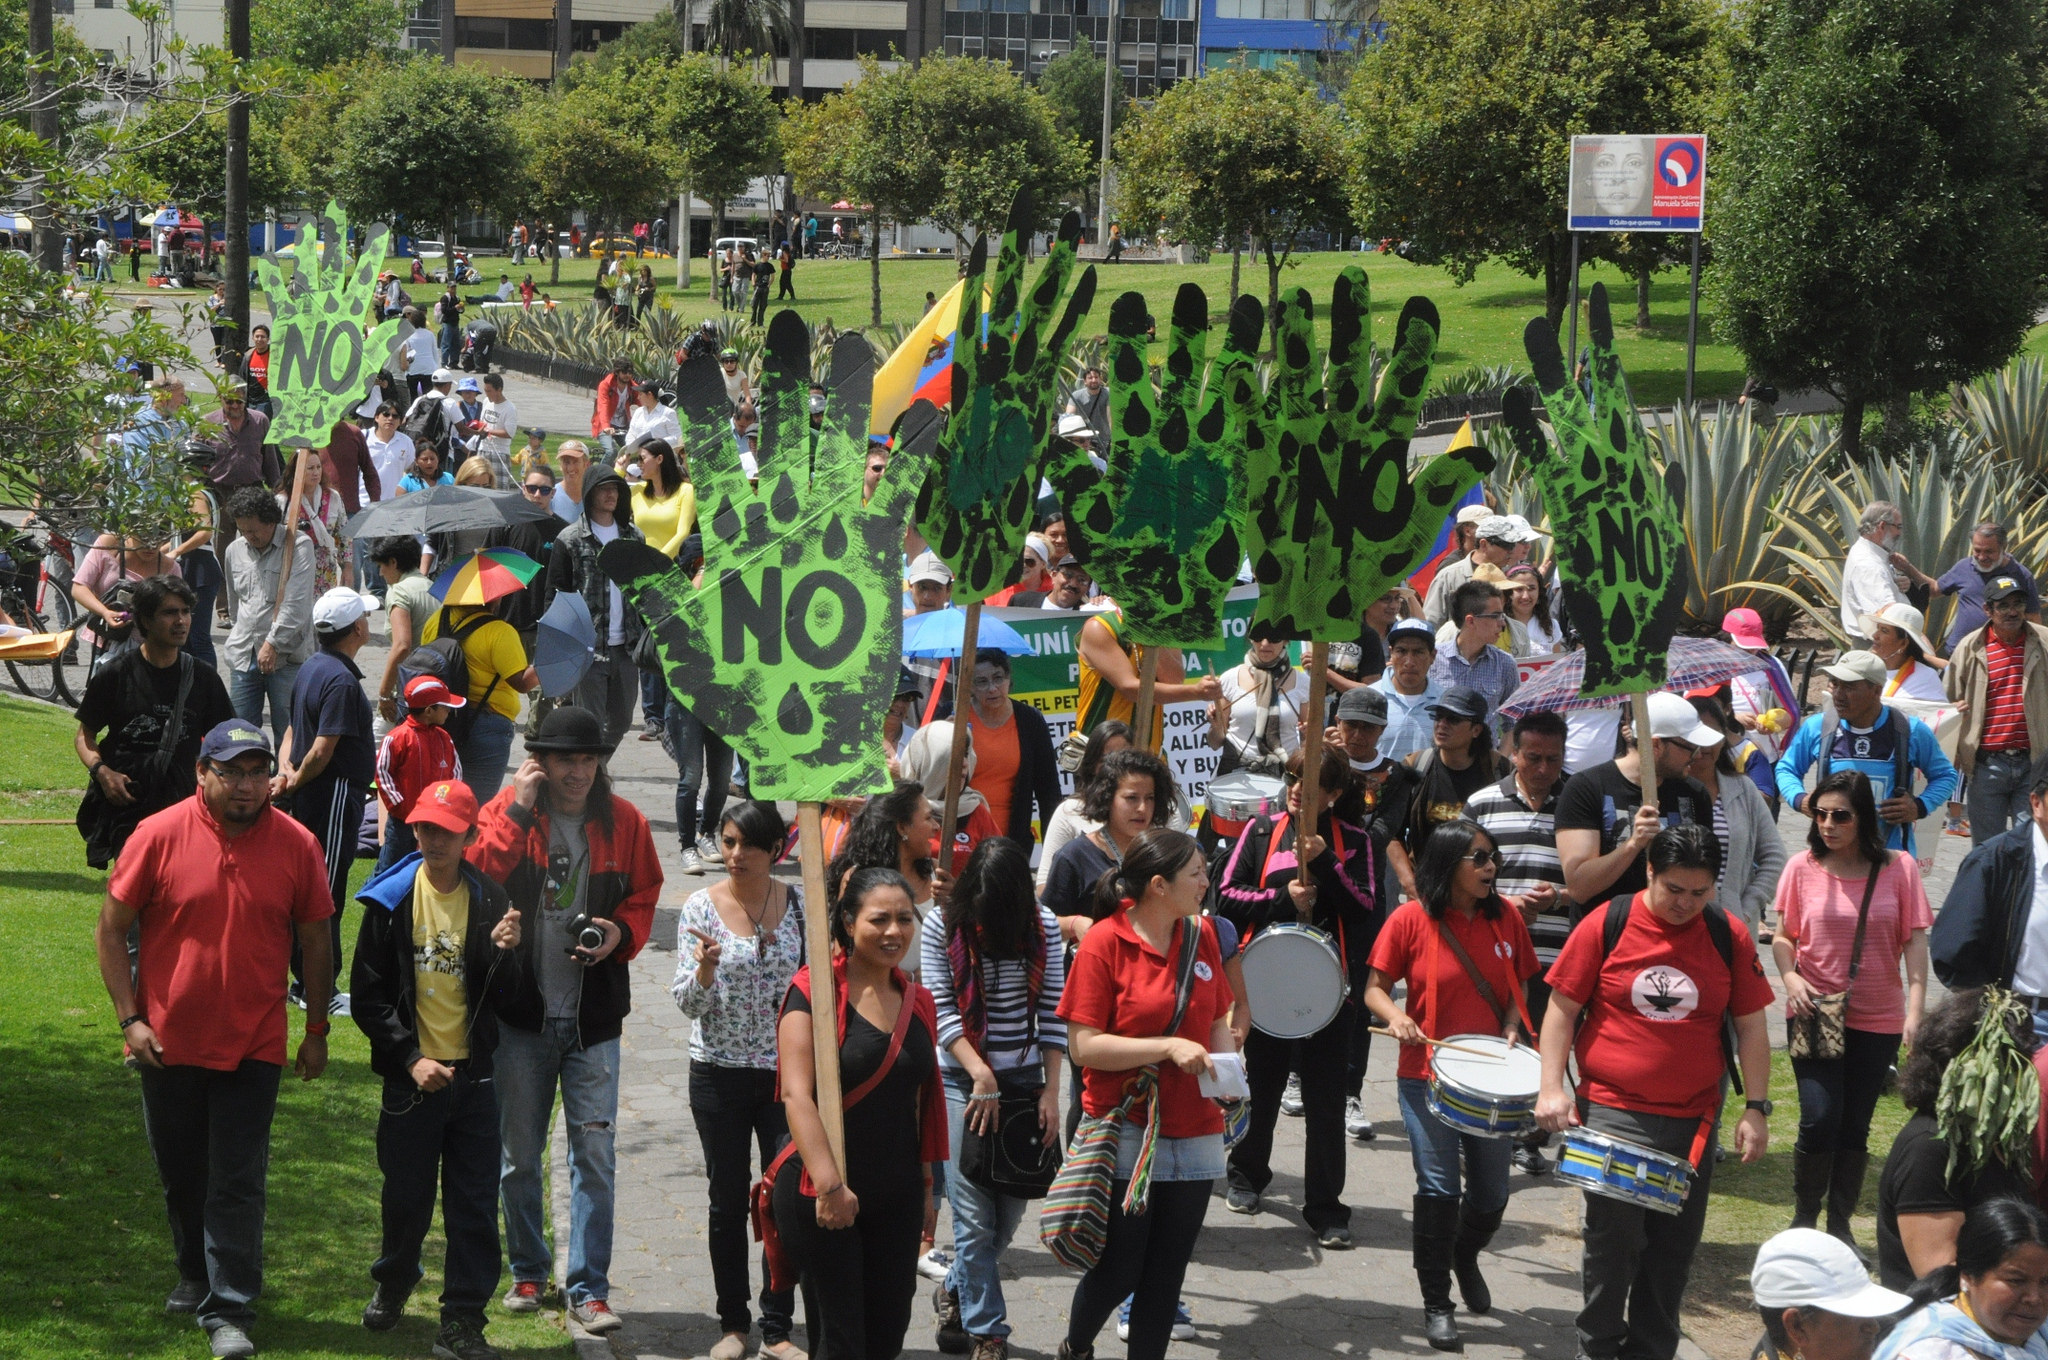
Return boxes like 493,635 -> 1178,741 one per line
467,707 -> 662,1337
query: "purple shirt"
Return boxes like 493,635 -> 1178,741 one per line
1938,556 -> 2041,648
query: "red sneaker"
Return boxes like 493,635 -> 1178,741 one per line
501,1281 -> 544,1313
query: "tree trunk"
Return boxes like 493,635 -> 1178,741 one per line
223,0 -> 251,349
1542,231 -> 1568,332
869,206 -> 882,327
26,0 -> 60,273
1840,394 -> 1867,465
1228,239 -> 1240,310
1262,237 -> 1282,357
549,219 -> 561,285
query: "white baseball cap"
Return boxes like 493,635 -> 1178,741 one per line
907,551 -> 953,586
431,367 -> 457,385
1751,1229 -> 1912,1318
1644,691 -> 1721,748
1477,514 -> 1540,544
312,587 -> 381,634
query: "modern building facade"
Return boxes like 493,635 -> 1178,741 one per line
1196,0 -> 1377,79
943,0 -> 1195,97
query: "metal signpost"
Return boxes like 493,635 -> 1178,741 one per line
1564,134 -> 1708,403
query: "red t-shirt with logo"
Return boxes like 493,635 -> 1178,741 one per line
1367,901 -> 1538,1081
1545,894 -> 1776,1118
110,797 -> 335,1071
1058,910 -> 1232,1137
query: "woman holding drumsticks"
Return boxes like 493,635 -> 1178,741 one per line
1363,818 -> 1539,1352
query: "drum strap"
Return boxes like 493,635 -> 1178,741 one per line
1431,914 -> 1536,1041
1255,813 -> 1350,972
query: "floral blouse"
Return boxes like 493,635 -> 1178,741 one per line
670,884 -> 806,1070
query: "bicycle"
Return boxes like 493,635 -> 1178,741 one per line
0,520 -> 80,705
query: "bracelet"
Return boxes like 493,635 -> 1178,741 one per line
118,1013 -> 145,1030
967,1092 -> 1002,1103
815,1181 -> 844,1198
89,760 -> 105,780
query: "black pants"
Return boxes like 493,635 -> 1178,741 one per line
372,1066 -> 502,1323
1577,1102 -> 1715,1360
1792,1027 -> 1901,1155
1229,1007 -> 1351,1230
777,271 -> 795,299
750,287 -> 769,325
1345,1001 -> 1374,1100
290,779 -> 365,991
690,1062 -> 796,1342
773,1158 -> 922,1360
140,1060 -> 283,1332
1066,1178 -> 1212,1360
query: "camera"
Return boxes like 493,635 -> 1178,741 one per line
565,913 -> 606,957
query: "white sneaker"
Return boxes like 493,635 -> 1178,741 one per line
1345,1095 -> 1374,1140
1280,1074 -> 1304,1117
678,848 -> 704,876
917,1246 -> 953,1282
328,992 -> 352,1018
696,832 -> 720,861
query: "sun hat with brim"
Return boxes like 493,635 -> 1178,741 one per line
1751,1228 -> 1912,1318
1859,603 -> 1936,660
525,706 -> 611,754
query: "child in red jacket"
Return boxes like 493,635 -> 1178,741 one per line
375,675 -> 464,871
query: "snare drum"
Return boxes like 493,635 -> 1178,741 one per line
1425,1035 -> 1541,1138
1554,1128 -> 1692,1214
1239,922 -> 1347,1038
1205,770 -> 1285,839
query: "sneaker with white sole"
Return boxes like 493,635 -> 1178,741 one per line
328,991 -> 351,1018
569,1299 -> 622,1335
207,1324 -> 257,1359
917,1245 -> 954,1282
1115,1298 -> 1195,1341
501,1281 -> 544,1313
1345,1095 -> 1375,1140
697,832 -> 720,861
678,847 -> 704,876
1280,1073 -> 1304,1116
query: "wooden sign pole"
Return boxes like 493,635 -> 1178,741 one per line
939,600 -> 982,857
269,447 -> 314,628
1296,641 -> 1330,894
1629,690 -> 1657,808
1132,647 -> 1160,749
796,802 -> 847,1174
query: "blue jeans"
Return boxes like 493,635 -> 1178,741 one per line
438,323 -> 460,366
668,696 -> 734,849
374,818 -> 417,874
1969,749 -> 2034,845
497,1019 -> 619,1306
1396,1077 -> 1511,1213
180,549 -> 219,670
228,661 -> 300,747
638,663 -> 666,727
942,1070 -> 1034,1339
458,710 -> 516,802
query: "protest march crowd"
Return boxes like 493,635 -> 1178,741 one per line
61,217 -> 2048,1360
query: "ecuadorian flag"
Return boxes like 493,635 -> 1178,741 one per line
1406,419 -> 1487,597
869,279 -> 969,440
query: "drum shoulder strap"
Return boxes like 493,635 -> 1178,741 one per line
1436,918 -> 1511,1029
1597,896 -> 1744,1097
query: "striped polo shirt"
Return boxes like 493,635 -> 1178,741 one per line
1464,774 -> 1570,965
1983,630 -> 2031,753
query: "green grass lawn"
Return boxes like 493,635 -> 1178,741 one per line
0,693 -> 571,1360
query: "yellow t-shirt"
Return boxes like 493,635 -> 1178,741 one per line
1075,609 -> 1163,752
420,606 -> 527,720
412,870 -> 470,1061
630,482 -> 698,559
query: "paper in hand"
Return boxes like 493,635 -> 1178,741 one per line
1198,1051 -> 1250,1101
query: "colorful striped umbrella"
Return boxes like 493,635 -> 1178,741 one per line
430,548 -> 540,606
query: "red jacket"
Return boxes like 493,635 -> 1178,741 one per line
321,420 -> 378,515
467,785 -> 663,1044
590,373 -> 632,440
375,715 -> 460,818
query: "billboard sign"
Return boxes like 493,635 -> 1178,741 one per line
1567,134 -> 1706,232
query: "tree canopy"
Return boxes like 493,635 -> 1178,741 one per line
331,58 -> 526,247
1035,46 -> 1127,168
251,0 -> 407,71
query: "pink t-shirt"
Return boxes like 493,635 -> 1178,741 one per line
1773,850 -> 1932,1033
73,545 -> 180,651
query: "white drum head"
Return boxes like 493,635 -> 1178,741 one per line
1241,924 -> 1346,1039
1431,1035 -> 1541,1099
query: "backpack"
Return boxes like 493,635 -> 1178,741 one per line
396,608 -> 500,741
1595,894 -> 1745,1097
1814,705 -> 1913,803
400,393 -> 449,456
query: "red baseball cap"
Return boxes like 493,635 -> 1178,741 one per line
403,675 -> 466,710
407,779 -> 479,832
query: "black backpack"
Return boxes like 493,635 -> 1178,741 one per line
400,393 -> 449,455
396,608 -> 500,741
1594,894 -> 1745,1097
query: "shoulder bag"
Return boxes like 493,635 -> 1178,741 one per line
1787,862 -> 1880,1062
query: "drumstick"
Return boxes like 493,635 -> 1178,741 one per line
1367,1029 -> 1508,1059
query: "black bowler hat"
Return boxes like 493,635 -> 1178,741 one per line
525,706 -> 611,755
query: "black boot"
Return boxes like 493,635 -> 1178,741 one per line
1790,1148 -> 1832,1231
1453,1202 -> 1505,1316
1413,1194 -> 1463,1352
1827,1149 -> 1871,1258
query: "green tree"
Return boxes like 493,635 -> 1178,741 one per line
332,58 -> 526,256
275,57 -> 386,203
1036,46 -> 1127,167
911,56 -> 1088,259
251,0 -> 405,71
123,100 -> 292,220
1115,64 -> 1349,342
644,52 -> 780,240
513,79 -> 670,261
1342,0 -> 1727,329
1712,0 -> 2047,460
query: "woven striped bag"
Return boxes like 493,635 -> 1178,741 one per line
1039,917 -> 1203,1271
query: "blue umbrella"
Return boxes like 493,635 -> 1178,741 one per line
533,589 -> 595,698
901,606 -> 1033,658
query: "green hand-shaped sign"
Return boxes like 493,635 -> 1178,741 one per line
915,194 -> 1096,604
602,311 -> 938,803
251,202 -> 406,448
1502,282 -> 1690,696
1048,284 -> 1256,650
1228,267 -> 1491,641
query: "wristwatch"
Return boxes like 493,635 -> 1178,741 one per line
305,1019 -> 332,1038
1745,1098 -> 1774,1117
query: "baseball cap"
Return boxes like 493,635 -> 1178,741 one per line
312,587 -> 380,634
907,551 -> 954,586
200,719 -> 273,764
1819,650 -> 1887,687
1056,554 -> 1083,571
406,779 -> 480,833
1427,686 -> 1490,723
1751,1228 -> 1911,1318
1477,514 -> 1538,544
1645,690 -> 1723,747
1722,606 -> 1768,650
1388,617 -> 1437,647
403,675 -> 466,711
1455,504 -> 1491,527
1987,574 -> 2030,602
431,367 -> 457,385
1335,687 -> 1388,726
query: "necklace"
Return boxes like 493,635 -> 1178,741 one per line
730,875 -> 776,937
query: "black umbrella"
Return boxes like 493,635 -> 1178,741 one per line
344,485 -> 553,539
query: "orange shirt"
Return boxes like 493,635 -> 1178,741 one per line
967,706 -> 1021,835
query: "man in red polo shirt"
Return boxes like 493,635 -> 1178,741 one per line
95,720 -> 336,1360
1535,824 -> 1774,1360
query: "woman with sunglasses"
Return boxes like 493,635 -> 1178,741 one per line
1771,770 -> 1931,1246
1363,819 -> 1538,1350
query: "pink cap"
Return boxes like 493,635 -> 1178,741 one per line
1722,607 -> 1768,650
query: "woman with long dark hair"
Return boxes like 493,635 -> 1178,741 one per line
672,802 -> 806,1360
1772,770 -> 1931,1247
828,783 -> 946,940
1363,819 -> 1538,1350
921,838 -> 1066,1358
628,436 -> 696,558
772,867 -> 948,1360
1055,829 -> 1238,1360
1040,749 -> 1177,948
1870,1199 -> 2048,1360
1037,721 -> 1134,889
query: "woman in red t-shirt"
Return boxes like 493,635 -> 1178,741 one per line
1363,818 -> 1538,1352
1055,828 -> 1237,1360
1772,769 -> 1931,1244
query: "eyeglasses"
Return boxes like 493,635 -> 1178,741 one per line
1660,737 -> 1700,756
1472,611 -> 1508,622
222,400 -> 245,408
522,483 -> 552,495
1463,849 -> 1504,868
1813,808 -> 1858,825
969,673 -> 1010,690
205,763 -> 271,785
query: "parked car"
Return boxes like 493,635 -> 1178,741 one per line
713,236 -> 761,256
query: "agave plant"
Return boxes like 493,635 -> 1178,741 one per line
1959,356 -> 2048,492
1430,361 -> 1532,399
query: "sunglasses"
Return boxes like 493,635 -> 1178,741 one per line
1463,849 -> 1504,868
1813,808 -> 1858,825
522,483 -> 552,495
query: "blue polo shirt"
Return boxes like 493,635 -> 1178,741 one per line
1939,557 -> 2042,648
288,645 -> 375,794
